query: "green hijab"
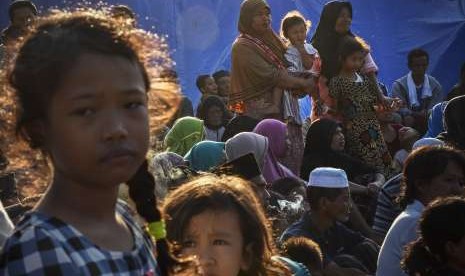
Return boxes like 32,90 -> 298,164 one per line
164,116 -> 205,156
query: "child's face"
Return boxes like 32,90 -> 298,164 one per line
181,210 -> 251,276
202,77 -> 218,95
206,105 -> 223,128
44,53 -> 149,188
286,23 -> 307,46
343,51 -> 365,72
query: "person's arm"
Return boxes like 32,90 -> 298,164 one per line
276,69 -> 315,96
295,44 -> 314,70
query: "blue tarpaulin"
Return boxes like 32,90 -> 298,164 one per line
2,0 -> 465,111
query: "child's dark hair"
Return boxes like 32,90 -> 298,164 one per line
402,197 -> 465,275
195,74 -> 211,91
398,146 -> 465,209
9,0 -> 38,21
338,35 -> 369,63
163,174 -> 293,275
407,48 -> 429,67
271,177 -> 303,197
280,10 -> 311,41
195,95 -> 228,124
306,186 -> 346,210
282,237 -> 323,273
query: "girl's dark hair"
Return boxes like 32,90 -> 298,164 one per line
306,186 -> 346,211
280,10 -> 310,41
402,197 -> 465,275
163,174 -> 292,275
282,236 -> 323,273
0,9 -> 178,196
398,146 -> 465,209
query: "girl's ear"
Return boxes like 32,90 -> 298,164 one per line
240,242 -> 254,271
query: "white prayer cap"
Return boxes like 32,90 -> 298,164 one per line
412,138 -> 444,150
308,167 -> 349,188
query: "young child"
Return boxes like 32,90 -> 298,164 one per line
329,36 -> 396,178
163,174 -> 310,275
279,10 -> 319,126
0,9 -> 178,275
282,237 -> 324,276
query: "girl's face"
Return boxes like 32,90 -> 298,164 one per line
286,23 -> 307,46
251,6 -> 271,34
202,77 -> 218,95
181,210 -> 251,276
330,127 -> 345,151
44,53 -> 149,188
342,50 -> 365,72
334,7 -> 352,34
206,105 -> 223,128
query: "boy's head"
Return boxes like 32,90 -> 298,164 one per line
196,74 -> 218,95
398,127 -> 420,151
282,237 -> 323,275
306,167 -> 350,222
212,70 -> 230,97
408,48 -> 429,77
9,0 -> 37,29
280,10 -> 310,45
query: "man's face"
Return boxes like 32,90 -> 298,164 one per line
409,56 -> 428,77
11,6 -> 35,29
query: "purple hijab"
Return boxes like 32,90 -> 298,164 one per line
253,119 -> 288,158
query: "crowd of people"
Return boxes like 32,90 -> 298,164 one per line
0,0 -> 465,275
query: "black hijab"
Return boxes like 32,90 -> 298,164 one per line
300,118 -> 374,181
311,1 -> 354,82
221,115 -> 259,142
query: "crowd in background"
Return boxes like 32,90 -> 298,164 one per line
0,0 -> 465,275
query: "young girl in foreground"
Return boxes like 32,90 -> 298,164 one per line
0,9 -> 177,275
163,175 -> 309,275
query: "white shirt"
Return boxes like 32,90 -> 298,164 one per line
377,200 -> 425,276
204,126 -> 225,142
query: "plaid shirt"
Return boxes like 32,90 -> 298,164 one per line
0,201 -> 160,276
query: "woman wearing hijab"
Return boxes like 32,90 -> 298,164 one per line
301,119 -> 385,190
196,95 -> 228,142
253,119 -> 301,175
230,0 -> 314,120
163,116 -> 204,156
184,141 -> 225,172
225,132 -> 297,184
149,152 -> 189,199
310,1 -> 396,120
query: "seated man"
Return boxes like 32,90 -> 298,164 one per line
391,49 -> 443,133
447,61 -> 465,100
437,95 -> 465,150
280,167 -> 379,275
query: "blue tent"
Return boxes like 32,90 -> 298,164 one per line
2,0 -> 465,111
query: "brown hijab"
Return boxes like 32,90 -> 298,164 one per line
230,0 -> 287,106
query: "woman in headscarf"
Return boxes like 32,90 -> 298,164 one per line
196,95 -> 229,142
230,0 -> 314,120
310,1 -> 396,120
221,115 -> 259,142
253,119 -> 302,175
184,141 -> 225,172
301,119 -> 385,190
163,116 -> 204,156
225,132 -> 297,184
148,152 -> 189,199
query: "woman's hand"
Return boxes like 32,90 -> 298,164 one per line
378,96 -> 403,111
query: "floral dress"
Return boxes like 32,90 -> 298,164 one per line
329,74 -> 393,177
